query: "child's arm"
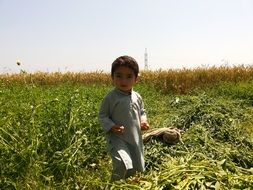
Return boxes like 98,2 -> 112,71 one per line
139,95 -> 149,130
99,96 -> 116,133
99,95 -> 125,134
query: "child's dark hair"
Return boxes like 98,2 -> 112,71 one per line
111,55 -> 139,78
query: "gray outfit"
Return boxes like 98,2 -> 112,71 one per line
99,88 -> 147,181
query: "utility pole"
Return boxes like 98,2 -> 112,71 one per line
144,48 -> 148,70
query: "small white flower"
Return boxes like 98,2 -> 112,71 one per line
75,130 -> 82,135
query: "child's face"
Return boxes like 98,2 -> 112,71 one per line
112,66 -> 137,93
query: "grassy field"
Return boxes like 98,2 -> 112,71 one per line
1,66 -> 253,189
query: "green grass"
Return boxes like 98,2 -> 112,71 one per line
0,80 -> 253,189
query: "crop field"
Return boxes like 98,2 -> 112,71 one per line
1,65 -> 253,189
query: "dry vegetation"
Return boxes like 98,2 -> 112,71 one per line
1,65 -> 252,94
140,65 -> 253,93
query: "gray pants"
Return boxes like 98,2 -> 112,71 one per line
110,144 -> 144,182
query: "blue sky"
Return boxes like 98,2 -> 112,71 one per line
1,0 -> 253,73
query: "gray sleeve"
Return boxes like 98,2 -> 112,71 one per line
140,101 -> 147,123
138,93 -> 148,123
98,96 -> 115,133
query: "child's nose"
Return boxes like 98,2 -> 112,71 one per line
120,77 -> 128,82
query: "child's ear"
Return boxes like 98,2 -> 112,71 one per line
111,75 -> 115,85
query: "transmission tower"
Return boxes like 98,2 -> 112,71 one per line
144,48 -> 148,70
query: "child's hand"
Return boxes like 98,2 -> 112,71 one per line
110,125 -> 125,135
141,122 -> 149,130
